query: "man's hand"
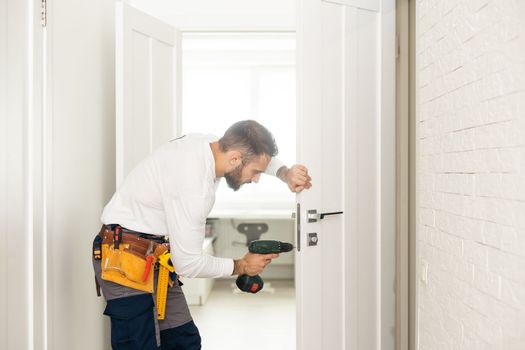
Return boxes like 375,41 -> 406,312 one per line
277,165 -> 312,193
233,252 -> 279,276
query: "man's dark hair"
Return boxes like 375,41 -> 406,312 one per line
219,120 -> 278,163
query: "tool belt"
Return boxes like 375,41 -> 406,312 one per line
96,224 -> 169,293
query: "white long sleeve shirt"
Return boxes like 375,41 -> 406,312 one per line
101,133 -> 284,278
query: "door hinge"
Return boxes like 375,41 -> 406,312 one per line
41,0 -> 47,27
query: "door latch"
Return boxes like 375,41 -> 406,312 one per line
307,209 -> 343,223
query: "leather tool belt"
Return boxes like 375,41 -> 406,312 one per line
97,225 -> 169,293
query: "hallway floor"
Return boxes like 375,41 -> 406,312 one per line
188,279 -> 296,350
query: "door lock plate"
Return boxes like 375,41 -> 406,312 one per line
307,209 -> 319,223
307,233 -> 318,246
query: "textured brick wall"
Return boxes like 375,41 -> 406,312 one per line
416,1 -> 525,349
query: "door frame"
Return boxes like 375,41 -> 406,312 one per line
1,0 -> 47,349
396,0 -> 417,349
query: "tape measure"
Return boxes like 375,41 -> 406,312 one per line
156,251 -> 174,320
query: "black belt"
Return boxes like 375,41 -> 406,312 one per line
109,224 -> 168,244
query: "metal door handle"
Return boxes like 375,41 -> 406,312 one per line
319,211 -> 343,219
307,209 -> 343,223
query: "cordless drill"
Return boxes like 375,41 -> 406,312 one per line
236,240 -> 294,294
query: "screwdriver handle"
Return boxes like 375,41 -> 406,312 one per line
142,255 -> 154,282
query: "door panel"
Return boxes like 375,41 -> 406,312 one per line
350,8 -> 381,350
126,32 -> 151,175
296,0 -> 323,348
297,0 -> 395,349
116,2 -> 180,185
320,3 -> 344,349
152,39 -> 179,150
343,6 -> 360,350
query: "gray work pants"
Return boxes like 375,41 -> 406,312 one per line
93,249 -> 198,349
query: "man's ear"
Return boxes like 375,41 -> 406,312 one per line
227,150 -> 243,168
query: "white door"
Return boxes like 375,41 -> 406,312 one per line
116,2 -> 181,185
296,0 -> 396,349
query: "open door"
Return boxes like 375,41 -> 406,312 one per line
115,2 -> 181,185
296,0 -> 396,349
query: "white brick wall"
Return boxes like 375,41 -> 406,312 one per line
416,1 -> 525,349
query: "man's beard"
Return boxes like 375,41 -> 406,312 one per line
224,164 -> 245,191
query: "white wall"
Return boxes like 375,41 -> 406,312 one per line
1,1 -> 34,349
46,0 -> 115,348
2,0 -> 119,348
416,1 -> 525,349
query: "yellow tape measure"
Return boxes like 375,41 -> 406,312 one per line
156,251 -> 174,320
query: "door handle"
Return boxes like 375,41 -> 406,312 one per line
307,209 -> 343,223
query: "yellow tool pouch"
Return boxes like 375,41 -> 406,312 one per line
101,243 -> 154,293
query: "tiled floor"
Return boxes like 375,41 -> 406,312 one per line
189,279 -> 296,350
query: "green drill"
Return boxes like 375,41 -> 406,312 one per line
236,240 -> 294,294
